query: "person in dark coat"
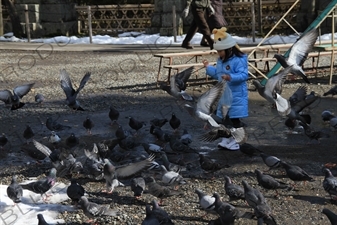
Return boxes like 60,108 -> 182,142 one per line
200,0 -> 228,46
181,0 -> 214,49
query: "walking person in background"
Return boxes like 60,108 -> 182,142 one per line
202,27 -> 249,151
200,0 -> 228,47
181,0 -> 214,49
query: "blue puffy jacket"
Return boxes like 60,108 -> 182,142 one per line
205,54 -> 249,119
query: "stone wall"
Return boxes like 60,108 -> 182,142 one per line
4,0 -> 77,38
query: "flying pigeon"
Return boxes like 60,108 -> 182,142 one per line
274,28 -> 319,84
169,113 -> 181,131
322,208 -> 337,225
78,196 -> 119,223
146,176 -> 182,205
198,124 -> 248,144
289,86 -> 307,106
60,69 -> 91,111
67,179 -> 85,204
37,214 -> 50,225
35,93 -> 45,104
6,175 -> 23,205
82,117 -> 94,135
20,168 -> 57,201
224,176 -> 245,201
160,66 -> 195,101
184,80 -> 226,128
323,85 -> 337,97
0,83 -> 35,110
131,177 -> 146,199
323,168 -> 337,201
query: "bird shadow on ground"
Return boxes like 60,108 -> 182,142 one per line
291,194 -> 327,205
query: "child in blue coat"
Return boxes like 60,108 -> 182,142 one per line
203,27 -> 249,150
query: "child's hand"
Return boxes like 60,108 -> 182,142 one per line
222,74 -> 231,81
202,60 -> 209,67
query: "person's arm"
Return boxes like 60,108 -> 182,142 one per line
227,57 -> 248,84
203,59 -> 217,79
182,0 -> 192,18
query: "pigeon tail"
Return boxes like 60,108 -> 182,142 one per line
292,66 -> 310,84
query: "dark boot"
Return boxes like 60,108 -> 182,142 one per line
181,41 -> 194,49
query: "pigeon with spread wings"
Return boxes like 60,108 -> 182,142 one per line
0,83 -> 35,110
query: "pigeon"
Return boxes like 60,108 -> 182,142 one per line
151,126 -> 171,142
323,168 -> 337,201
169,113 -> 181,131
142,204 -> 160,225
146,176 -> 182,205
150,118 -> 168,128
32,140 -> 63,168
322,110 -> 335,122
23,125 -> 34,144
169,136 -> 198,154
281,161 -> 314,182
198,124 -> 247,144
66,133 -> 79,148
67,179 -> 85,204
180,129 -> 192,145
323,85 -> 337,97
184,80 -> 226,128
79,196 -> 119,222
115,125 -> 129,140
254,201 -> 277,225
195,189 -> 216,214
252,65 -> 293,105
160,66 -> 194,101
6,175 -> 23,205
224,176 -> 245,201
255,169 -> 290,191
0,83 -> 35,110
37,214 -> 50,225
151,200 -> 175,224
46,117 -> 71,131
141,143 -> 163,156
289,86 -> 307,107
20,168 -> 57,201
48,131 -> 61,145
239,143 -> 262,157
35,93 -> 45,104
0,133 -> 8,149
199,154 -> 228,174
102,155 -> 155,193
60,69 -> 91,111
128,116 -> 146,134
131,177 -> 146,199
160,152 -> 185,173
83,117 -> 94,135
274,93 -> 291,117
242,180 -> 267,208
300,122 -> 330,143
260,153 -> 282,171
331,118 -> 337,130
109,106 -> 120,124
322,208 -> 337,225
160,165 -> 187,187
274,28 -> 319,84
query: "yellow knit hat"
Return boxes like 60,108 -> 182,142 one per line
212,27 -> 238,50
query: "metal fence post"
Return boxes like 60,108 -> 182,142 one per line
24,4 -> 31,42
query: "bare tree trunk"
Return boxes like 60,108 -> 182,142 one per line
3,0 -> 23,37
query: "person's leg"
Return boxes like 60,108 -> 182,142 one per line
192,7 -> 214,49
182,7 -> 198,49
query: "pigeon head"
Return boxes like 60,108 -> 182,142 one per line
79,196 -> 89,207
37,214 -> 47,223
241,180 -> 250,190
195,189 -> 205,198
212,192 -> 221,202
224,175 -> 232,184
322,167 -> 333,177
11,175 -> 18,183
255,169 -> 263,176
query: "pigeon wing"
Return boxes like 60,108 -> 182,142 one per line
84,143 -> 102,163
13,83 -> 35,98
289,86 -> 307,107
32,140 -> 52,157
265,66 -> 292,99
60,69 -> 75,97
288,28 -> 319,66
76,72 -> 91,94
292,94 -> 318,113
0,90 -> 13,104
115,154 -> 155,178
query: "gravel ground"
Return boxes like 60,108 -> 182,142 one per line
0,49 -> 337,225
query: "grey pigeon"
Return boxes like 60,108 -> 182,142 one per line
142,204 -> 160,225
242,180 -> 267,208
37,214 -> 50,225
184,80 -> 226,127
169,136 -> 198,154
23,125 -> 34,144
255,169 -> 290,191
160,152 -> 185,173
323,85 -> 337,97
322,208 -> 337,225
240,143 -> 262,157
169,113 -> 181,131
46,117 -> 71,131
180,129 -> 192,145
151,200 -> 175,224
128,116 -> 146,133
260,153 -> 281,171
323,168 -> 337,201
252,65 -> 293,105
79,196 -> 119,221
83,117 -> 94,135
300,122 -> 330,143
331,118 -> 337,130
67,179 -> 85,204
150,118 -> 168,128
131,177 -> 146,199
21,168 -> 57,201
141,143 -> 163,156
274,28 -> 319,84
151,126 -> 171,142
254,202 -> 277,225
289,86 -> 307,107
6,175 -> 23,205
48,131 -> 61,145
33,140 -> 62,168
224,176 -> 245,201
146,176 -> 182,205
281,161 -> 314,182
60,69 -> 91,111
160,66 -> 194,101
199,124 -> 247,144
103,155 -> 155,193
160,165 -> 187,187
109,106 -> 120,124
322,110 -> 335,122
35,93 -> 45,104
195,189 -> 216,214
199,154 -> 228,174
0,83 -> 35,110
